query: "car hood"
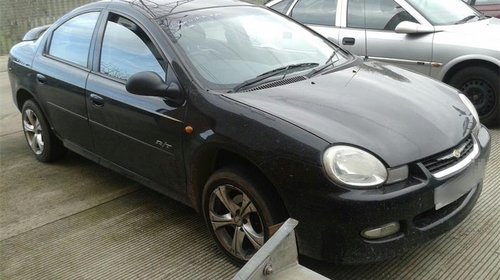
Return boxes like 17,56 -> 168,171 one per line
224,60 -> 475,167
436,18 -> 500,52
440,17 -> 500,33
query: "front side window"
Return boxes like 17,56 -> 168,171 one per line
291,0 -> 338,26
406,0 -> 482,25
348,0 -> 417,30
49,12 -> 100,67
100,14 -> 166,81
162,6 -> 349,90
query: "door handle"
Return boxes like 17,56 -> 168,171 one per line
90,94 -> 104,107
36,74 -> 47,84
342,37 -> 356,46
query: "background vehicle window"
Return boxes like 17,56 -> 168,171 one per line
476,0 -> 500,4
348,0 -> 418,30
291,0 -> 338,26
270,0 -> 295,13
100,14 -> 166,81
49,12 -> 100,67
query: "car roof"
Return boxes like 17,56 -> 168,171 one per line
104,0 -> 253,19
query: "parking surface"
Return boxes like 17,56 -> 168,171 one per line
0,55 -> 499,279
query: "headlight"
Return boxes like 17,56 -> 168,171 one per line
459,94 -> 480,127
323,146 -> 387,188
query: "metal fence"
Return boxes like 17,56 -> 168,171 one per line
0,0 -> 268,55
0,0 -> 95,55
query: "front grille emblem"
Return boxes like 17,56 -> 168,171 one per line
436,140 -> 469,162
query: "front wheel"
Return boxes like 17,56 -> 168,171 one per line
202,167 -> 286,264
449,66 -> 499,126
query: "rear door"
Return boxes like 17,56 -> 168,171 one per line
288,0 -> 342,43
32,11 -> 101,151
340,0 -> 368,55
86,12 -> 187,194
343,0 -> 434,75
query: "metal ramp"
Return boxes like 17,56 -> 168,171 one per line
234,219 -> 329,280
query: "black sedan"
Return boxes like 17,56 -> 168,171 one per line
8,0 -> 491,264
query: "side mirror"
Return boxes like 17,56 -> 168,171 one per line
126,71 -> 168,97
395,21 -> 435,34
126,71 -> 182,102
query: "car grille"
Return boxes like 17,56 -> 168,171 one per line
422,135 -> 474,174
243,76 -> 307,92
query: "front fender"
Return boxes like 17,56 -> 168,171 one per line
436,54 -> 500,81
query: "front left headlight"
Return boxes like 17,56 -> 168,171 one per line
459,94 -> 480,130
323,146 -> 387,189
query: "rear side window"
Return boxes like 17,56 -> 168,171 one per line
291,0 -> 338,26
270,0 -> 294,13
348,0 -> 417,30
49,12 -> 100,67
99,14 -> 166,81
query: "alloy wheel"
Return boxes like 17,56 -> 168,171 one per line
23,109 -> 44,155
208,184 -> 265,261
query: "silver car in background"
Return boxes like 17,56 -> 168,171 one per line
268,0 -> 500,125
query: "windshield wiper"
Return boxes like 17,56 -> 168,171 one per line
455,15 -> 478,24
306,49 -> 339,78
231,63 -> 319,92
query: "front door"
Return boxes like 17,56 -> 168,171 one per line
345,0 -> 434,75
86,13 -> 187,194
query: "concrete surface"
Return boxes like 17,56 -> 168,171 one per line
0,56 -> 499,279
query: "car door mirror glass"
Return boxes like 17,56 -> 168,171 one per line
395,21 -> 435,34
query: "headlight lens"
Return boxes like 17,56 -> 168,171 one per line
459,93 -> 480,126
323,146 -> 387,188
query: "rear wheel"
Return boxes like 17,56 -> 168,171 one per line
202,167 -> 286,265
449,66 -> 499,126
21,100 -> 66,162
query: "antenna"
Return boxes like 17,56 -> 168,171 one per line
363,0 -> 368,60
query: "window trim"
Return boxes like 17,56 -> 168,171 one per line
43,10 -> 103,70
92,10 -> 170,85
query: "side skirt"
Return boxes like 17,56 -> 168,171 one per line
63,140 -> 193,208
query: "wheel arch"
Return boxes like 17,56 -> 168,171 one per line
15,88 -> 36,110
441,56 -> 500,83
187,145 -> 288,216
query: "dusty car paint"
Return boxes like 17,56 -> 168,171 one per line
9,0 -> 491,264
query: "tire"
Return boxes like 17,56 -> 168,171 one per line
21,99 -> 66,162
202,167 -> 287,265
448,66 -> 499,126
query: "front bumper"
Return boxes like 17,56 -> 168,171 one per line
287,127 -> 491,264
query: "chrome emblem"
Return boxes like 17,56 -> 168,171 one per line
437,141 -> 468,162
155,140 -> 172,150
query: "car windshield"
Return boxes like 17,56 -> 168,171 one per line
160,6 -> 348,91
406,0 -> 482,25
